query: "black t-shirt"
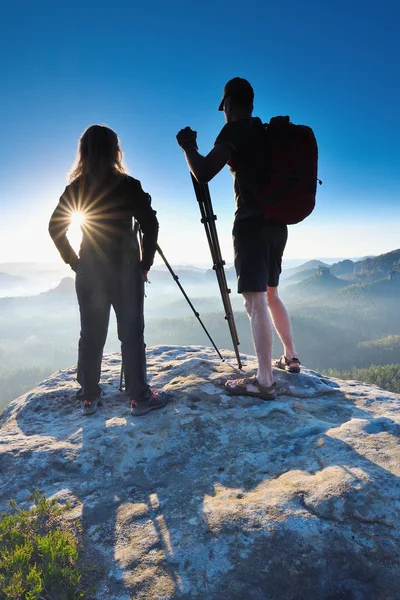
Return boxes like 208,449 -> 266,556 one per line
49,174 -> 159,271
214,117 -> 268,221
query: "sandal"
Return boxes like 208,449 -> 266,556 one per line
224,376 -> 276,401
274,355 -> 301,373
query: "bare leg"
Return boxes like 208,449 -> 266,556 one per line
267,286 -> 297,359
227,291 -> 275,390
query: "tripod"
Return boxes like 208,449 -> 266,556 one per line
118,241 -> 225,391
190,175 -> 242,370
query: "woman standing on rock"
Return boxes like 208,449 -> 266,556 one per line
49,125 -> 169,416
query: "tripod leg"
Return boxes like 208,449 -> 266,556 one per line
190,175 -> 242,369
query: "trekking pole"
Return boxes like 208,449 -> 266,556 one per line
118,236 -> 227,391
118,365 -> 124,391
190,175 -> 242,369
156,244 -> 225,362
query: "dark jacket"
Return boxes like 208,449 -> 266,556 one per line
49,174 -> 159,271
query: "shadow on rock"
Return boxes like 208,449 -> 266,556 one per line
1,346 -> 399,599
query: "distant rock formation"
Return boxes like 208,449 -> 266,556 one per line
353,249 -> 400,281
1,346 -> 399,599
282,259 -> 330,280
46,276 -> 75,295
316,265 -> 330,276
330,258 -> 355,277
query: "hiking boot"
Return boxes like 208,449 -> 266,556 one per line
81,398 -> 102,416
130,391 -> 170,417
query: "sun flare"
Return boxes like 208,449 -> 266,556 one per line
67,211 -> 85,252
71,211 -> 85,227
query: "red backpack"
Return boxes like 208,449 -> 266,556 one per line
256,116 -> 321,225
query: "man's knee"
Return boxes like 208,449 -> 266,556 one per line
243,292 -> 267,316
243,294 -> 252,315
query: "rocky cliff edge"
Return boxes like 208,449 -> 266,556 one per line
1,345 -> 399,600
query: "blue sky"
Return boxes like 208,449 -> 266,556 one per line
0,0 -> 399,265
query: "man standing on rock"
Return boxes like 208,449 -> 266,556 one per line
176,77 -> 300,400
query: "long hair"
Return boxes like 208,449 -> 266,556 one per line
69,125 -> 127,185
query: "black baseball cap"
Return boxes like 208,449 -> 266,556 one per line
218,77 -> 254,111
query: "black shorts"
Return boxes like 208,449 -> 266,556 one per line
233,218 -> 288,293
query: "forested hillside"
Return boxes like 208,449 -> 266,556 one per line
325,364 -> 400,394
1,249 -> 400,412
329,249 -> 400,283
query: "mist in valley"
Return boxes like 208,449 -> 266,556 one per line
1,249 -> 400,412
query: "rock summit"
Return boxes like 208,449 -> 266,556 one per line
1,346 -> 399,599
